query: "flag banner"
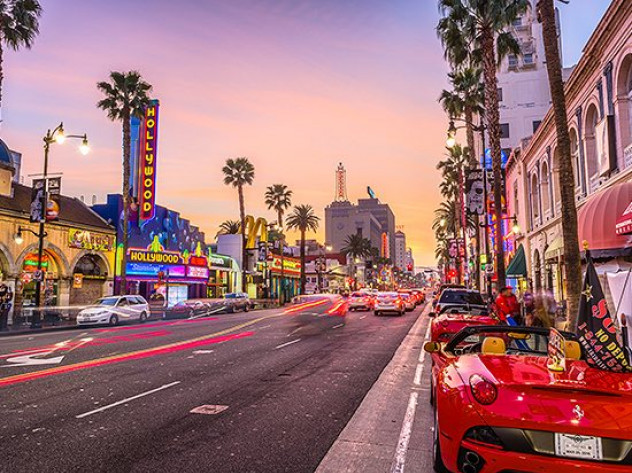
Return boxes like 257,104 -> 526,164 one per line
465,169 -> 485,215
46,177 -> 61,221
30,179 -> 45,222
577,249 -> 631,372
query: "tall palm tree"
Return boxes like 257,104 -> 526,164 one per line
97,71 -> 152,295
264,184 -> 293,227
222,157 -> 255,291
341,234 -> 373,289
438,0 -> 529,289
286,204 -> 320,293
265,184 -> 293,303
537,0 -> 581,329
217,220 -> 240,237
0,0 -> 41,115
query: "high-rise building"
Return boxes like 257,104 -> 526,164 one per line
475,1 -> 564,160
325,164 -> 397,261
394,231 -> 406,270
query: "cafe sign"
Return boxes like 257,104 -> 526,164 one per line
69,229 -> 115,252
268,254 -> 301,276
208,252 -> 232,269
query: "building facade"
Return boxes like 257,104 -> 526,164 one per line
325,201 -> 383,256
0,139 -> 116,325
506,0 -> 632,307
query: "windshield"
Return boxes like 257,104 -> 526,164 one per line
224,293 -> 240,299
445,327 -> 578,358
439,291 -> 484,306
95,297 -> 118,306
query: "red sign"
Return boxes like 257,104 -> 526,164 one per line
616,201 -> 632,235
139,101 -> 160,221
189,256 -> 208,267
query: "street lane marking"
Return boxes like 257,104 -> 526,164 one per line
419,324 -> 431,363
332,323 -> 344,329
390,392 -> 419,473
2,351 -> 65,367
76,381 -> 181,419
275,339 -> 301,350
192,350 -> 214,355
0,312 -> 287,388
413,364 -> 423,386
359,315 -> 367,320
190,404 -> 228,415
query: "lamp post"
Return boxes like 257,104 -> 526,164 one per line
19,123 -> 89,328
447,117 -> 489,295
316,243 -> 332,293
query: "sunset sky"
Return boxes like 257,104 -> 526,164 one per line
0,0 -> 612,265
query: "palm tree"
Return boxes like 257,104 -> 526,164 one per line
438,0 -> 529,289
265,184 -> 293,303
0,0 -> 41,115
97,71 -> 152,295
222,157 -> 255,291
264,184 -> 293,227
341,234 -> 374,290
537,0 -> 581,329
440,67 -> 485,166
217,220 -> 240,237
286,204 -> 320,293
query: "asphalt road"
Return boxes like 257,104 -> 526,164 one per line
0,303 -> 424,473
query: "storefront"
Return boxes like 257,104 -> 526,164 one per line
93,194 -> 210,307
207,252 -> 238,298
268,253 -> 301,301
119,244 -> 210,307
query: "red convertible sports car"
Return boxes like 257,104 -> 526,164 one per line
430,306 -> 499,343
426,325 -> 632,473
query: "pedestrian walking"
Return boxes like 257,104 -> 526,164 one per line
495,286 -> 520,324
0,283 -> 14,331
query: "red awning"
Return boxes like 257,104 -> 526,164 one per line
578,181 -> 632,254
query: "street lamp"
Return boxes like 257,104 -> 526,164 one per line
25,123 -> 89,328
446,121 -> 458,148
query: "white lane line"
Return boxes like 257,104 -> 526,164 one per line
390,392 -> 419,473
359,315 -> 367,320
259,324 -> 271,329
76,381 -> 181,419
332,323 -> 344,329
275,339 -> 301,350
413,364 -> 423,386
419,323 -> 431,362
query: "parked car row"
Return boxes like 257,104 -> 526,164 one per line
76,292 -> 253,326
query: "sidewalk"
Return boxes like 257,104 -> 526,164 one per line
316,304 -> 434,473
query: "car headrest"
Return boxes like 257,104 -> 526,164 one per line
482,337 -> 506,355
565,340 -> 582,360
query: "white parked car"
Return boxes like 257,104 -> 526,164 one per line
77,295 -> 150,326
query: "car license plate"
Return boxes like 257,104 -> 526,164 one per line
554,433 -> 602,460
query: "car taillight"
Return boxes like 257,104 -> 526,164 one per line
469,374 -> 497,405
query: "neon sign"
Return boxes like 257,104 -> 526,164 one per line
129,249 -> 182,265
244,215 -> 268,249
139,101 -> 160,221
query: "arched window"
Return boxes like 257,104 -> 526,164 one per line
541,161 -> 551,217
584,104 -> 600,184
569,128 -> 580,189
615,54 -> 632,155
74,254 -> 106,276
533,249 -> 542,291
531,172 -> 540,225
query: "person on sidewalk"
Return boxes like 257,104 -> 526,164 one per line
495,286 -> 520,324
0,283 -> 13,331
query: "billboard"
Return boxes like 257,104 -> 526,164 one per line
138,100 -> 160,222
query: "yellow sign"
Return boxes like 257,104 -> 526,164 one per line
68,229 -> 114,252
73,273 -> 84,289
244,216 -> 268,249
268,254 -> 301,275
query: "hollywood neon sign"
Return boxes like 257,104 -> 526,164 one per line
139,101 -> 160,221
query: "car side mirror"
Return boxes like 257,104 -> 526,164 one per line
424,341 -> 441,353
428,311 -> 436,318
